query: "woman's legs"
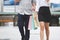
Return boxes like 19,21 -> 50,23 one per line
40,22 -> 50,40
40,21 -> 45,40
45,22 -> 50,40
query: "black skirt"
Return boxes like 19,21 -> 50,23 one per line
38,6 -> 51,22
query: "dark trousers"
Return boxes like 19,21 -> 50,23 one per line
17,14 -> 30,40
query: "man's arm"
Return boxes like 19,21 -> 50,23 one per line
32,0 -> 36,6
32,0 -> 36,11
14,0 -> 21,4
46,0 -> 49,3
14,0 -> 21,2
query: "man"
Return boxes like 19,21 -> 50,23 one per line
15,0 -> 36,40
37,0 -> 51,40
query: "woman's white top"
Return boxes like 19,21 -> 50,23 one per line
36,0 -> 49,11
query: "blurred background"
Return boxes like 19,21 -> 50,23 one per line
0,0 -> 60,40
0,0 -> 60,26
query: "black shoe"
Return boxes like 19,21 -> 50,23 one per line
25,30 -> 30,40
21,38 -> 24,40
25,38 -> 29,40
25,35 -> 29,40
21,36 -> 25,40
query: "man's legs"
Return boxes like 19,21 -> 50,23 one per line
45,22 -> 50,40
24,15 -> 30,40
18,14 -> 25,40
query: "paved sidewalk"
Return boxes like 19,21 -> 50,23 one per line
0,26 -> 60,40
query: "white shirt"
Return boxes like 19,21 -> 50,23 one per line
16,0 -> 36,15
36,0 -> 49,11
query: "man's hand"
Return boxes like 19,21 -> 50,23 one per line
32,3 -> 36,11
32,6 -> 36,11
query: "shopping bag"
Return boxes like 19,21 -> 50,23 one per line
32,11 -> 39,28
28,16 -> 37,30
28,12 -> 39,30
28,16 -> 32,30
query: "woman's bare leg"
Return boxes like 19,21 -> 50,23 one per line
45,22 -> 50,40
40,21 -> 45,40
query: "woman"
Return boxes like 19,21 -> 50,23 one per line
37,0 -> 51,40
